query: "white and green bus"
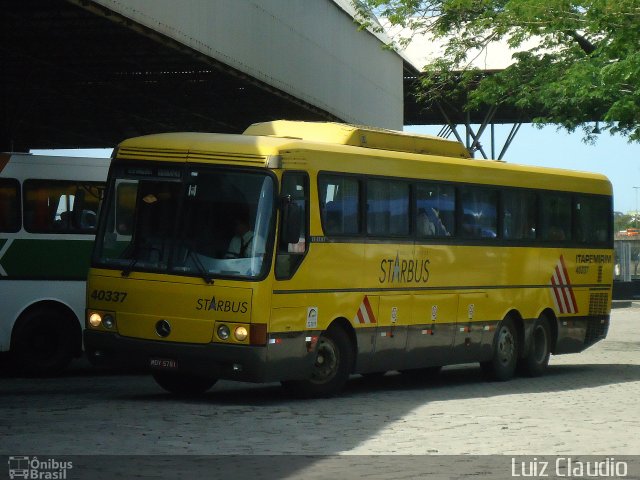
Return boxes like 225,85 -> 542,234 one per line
0,153 -> 108,375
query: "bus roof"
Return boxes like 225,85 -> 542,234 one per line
0,152 -> 110,180
116,121 -> 471,162
114,122 -> 612,196
244,121 -> 472,159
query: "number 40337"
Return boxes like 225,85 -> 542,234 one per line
90,290 -> 128,303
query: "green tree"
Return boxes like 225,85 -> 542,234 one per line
355,0 -> 640,142
615,211 -> 636,232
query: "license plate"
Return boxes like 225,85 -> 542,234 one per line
149,358 -> 178,370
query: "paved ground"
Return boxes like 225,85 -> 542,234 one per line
1,307 -> 638,477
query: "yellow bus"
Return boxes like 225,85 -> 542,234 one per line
84,121 -> 613,396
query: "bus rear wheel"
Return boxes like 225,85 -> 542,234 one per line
520,316 -> 551,377
152,371 -> 217,395
481,316 -> 519,381
11,307 -> 76,376
283,326 -> 354,398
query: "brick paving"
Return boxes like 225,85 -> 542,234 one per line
1,307 -> 638,461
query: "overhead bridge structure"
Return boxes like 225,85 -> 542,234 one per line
2,0 -> 408,151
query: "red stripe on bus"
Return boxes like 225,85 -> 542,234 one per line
550,274 -> 565,313
556,269 -> 572,313
559,255 -> 578,312
363,295 -> 376,324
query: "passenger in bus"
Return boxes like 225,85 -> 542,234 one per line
416,208 -> 436,236
79,210 -> 97,229
225,210 -> 254,258
55,211 -> 72,230
417,207 -> 450,237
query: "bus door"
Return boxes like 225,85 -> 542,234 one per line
405,293 -> 458,369
452,292 -> 487,362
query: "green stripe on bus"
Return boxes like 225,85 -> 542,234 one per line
0,239 -> 94,279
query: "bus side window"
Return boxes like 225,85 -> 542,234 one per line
575,196 -> 611,244
459,187 -> 498,239
415,183 -> 454,237
276,172 -> 308,280
319,174 -> 360,235
0,178 -> 21,233
541,194 -> 572,242
367,179 -> 409,236
502,190 -> 536,240
23,180 -> 71,232
74,184 -> 103,231
23,180 -> 103,233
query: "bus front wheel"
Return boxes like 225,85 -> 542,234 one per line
283,326 -> 354,398
11,306 -> 77,376
152,371 -> 217,395
481,316 -> 519,381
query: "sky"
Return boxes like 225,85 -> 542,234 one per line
395,21 -> 640,215
33,123 -> 640,214
405,123 -> 640,214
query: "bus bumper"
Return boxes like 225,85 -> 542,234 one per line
554,315 -> 609,354
84,329 -> 273,382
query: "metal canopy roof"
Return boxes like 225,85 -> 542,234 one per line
1,0 -> 525,153
1,0 -> 341,151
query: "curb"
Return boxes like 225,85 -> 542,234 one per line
612,300 -> 633,309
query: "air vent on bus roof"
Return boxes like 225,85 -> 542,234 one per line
243,121 -> 472,159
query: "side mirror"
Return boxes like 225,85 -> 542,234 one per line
281,195 -> 302,245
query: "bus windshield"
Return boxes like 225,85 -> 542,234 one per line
93,164 -> 275,280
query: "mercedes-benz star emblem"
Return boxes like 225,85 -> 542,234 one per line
155,319 -> 171,338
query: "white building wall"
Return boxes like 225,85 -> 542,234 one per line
91,0 -> 405,129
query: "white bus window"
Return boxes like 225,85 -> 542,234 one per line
23,180 -> 102,233
0,178 -> 20,233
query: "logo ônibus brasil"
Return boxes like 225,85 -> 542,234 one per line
8,456 -> 73,479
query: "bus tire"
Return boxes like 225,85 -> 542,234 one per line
11,306 -> 76,376
520,315 -> 551,377
152,371 -> 217,395
283,325 -> 354,398
481,316 -> 519,381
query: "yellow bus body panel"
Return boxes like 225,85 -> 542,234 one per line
88,269 -> 271,344
85,121 -> 613,385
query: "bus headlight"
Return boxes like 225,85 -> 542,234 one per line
234,326 -> 248,341
102,315 -> 115,329
89,313 -> 102,328
217,324 -> 230,340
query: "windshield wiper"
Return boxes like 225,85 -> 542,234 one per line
188,250 -> 214,284
121,257 -> 138,277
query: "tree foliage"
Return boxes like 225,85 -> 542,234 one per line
355,0 -> 640,142
615,211 -> 638,232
